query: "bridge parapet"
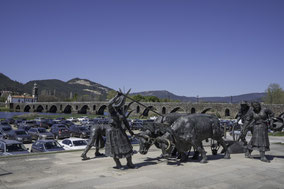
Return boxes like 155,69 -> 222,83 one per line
9,101 -> 284,118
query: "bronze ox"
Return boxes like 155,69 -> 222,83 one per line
137,114 -> 230,163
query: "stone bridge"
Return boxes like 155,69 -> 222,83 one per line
9,101 -> 284,118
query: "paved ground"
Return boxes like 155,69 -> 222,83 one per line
1,139 -> 284,189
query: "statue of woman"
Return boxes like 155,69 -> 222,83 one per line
244,101 -> 274,162
105,90 -> 136,169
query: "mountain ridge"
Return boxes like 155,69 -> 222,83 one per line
0,73 -> 266,103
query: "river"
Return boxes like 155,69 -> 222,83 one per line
0,112 -> 62,119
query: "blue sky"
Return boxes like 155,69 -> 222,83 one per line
0,0 -> 283,97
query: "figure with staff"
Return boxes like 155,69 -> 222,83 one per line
105,89 -> 136,169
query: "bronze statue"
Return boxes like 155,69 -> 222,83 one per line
243,102 -> 274,162
81,124 -> 106,160
105,90 -> 136,169
234,101 -> 253,154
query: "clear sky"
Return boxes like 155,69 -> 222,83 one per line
0,0 -> 283,97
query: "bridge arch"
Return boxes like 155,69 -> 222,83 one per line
162,107 -> 167,114
24,105 -> 31,112
225,108 -> 230,117
49,105 -> 57,113
93,105 -> 96,111
78,105 -> 89,114
35,105 -> 44,112
15,105 -> 20,112
136,106 -> 140,114
97,105 -> 107,115
63,105 -> 72,114
191,107 -> 196,114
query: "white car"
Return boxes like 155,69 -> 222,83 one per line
59,138 -> 89,150
77,116 -> 89,122
66,117 -> 78,122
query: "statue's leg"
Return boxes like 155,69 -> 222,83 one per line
216,137 -> 230,159
192,140 -> 207,163
171,147 -> 178,158
260,151 -> 270,163
113,158 -> 124,169
179,152 -> 188,162
126,156 -> 137,169
95,135 -> 104,157
81,131 -> 96,160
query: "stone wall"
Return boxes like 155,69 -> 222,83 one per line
8,101 -> 284,119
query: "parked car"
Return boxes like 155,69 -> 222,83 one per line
59,138 -> 88,150
69,125 -> 90,138
50,124 -> 70,139
0,139 -> 30,156
24,120 -> 39,128
31,140 -> 65,152
0,125 -> 15,139
13,129 -> 32,143
131,119 -> 144,130
5,118 -> 15,124
53,117 -> 65,123
28,128 -> 54,140
18,125 -> 32,132
44,119 -> 55,127
92,117 -> 110,124
77,116 -> 89,122
66,117 -> 78,122
35,120 -> 50,129
59,120 -> 75,128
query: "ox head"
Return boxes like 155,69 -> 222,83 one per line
136,130 -> 156,155
156,134 -> 175,158
270,117 -> 284,132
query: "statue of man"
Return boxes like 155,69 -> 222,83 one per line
236,101 -> 252,144
81,124 -> 106,160
243,101 -> 274,162
105,90 -> 136,169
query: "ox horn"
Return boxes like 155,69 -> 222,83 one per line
156,137 -> 171,151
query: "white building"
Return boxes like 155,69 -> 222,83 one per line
5,83 -> 39,104
6,94 -> 36,103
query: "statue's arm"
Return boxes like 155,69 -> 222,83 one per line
122,116 -> 134,136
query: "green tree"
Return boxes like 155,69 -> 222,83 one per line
264,83 -> 284,104
72,93 -> 78,101
107,90 -> 117,100
0,96 -> 6,102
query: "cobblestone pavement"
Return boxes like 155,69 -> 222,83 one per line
0,139 -> 284,189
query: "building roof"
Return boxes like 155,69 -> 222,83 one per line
11,95 -> 34,99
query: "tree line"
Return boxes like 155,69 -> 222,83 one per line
263,83 -> 284,104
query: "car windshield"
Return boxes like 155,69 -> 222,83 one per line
38,128 -> 47,133
15,131 -> 26,135
73,140 -> 87,146
44,141 -> 62,149
6,143 -> 26,152
2,127 -> 11,131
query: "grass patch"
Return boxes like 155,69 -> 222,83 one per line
0,107 -> 11,112
269,132 -> 284,136
12,113 -> 100,120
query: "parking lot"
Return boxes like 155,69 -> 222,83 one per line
1,139 -> 284,189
